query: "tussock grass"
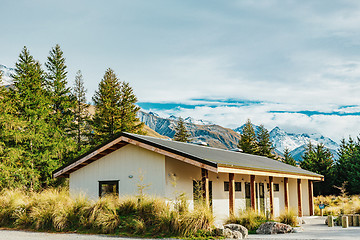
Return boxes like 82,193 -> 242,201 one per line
278,209 -> 297,227
226,209 -> 267,232
0,188 -> 215,238
314,195 -> 360,216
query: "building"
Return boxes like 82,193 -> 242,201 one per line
53,132 -> 323,221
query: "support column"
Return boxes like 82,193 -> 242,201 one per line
269,176 -> 274,217
308,180 -> 314,216
229,173 -> 235,217
250,175 -> 256,210
201,168 -> 209,207
297,179 -> 302,217
284,177 -> 289,211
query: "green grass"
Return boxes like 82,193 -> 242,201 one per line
0,188 -> 216,238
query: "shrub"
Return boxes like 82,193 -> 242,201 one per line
278,209 -> 297,227
226,209 -> 267,232
0,188 -> 215,238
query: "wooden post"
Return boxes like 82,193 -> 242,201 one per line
269,176 -> 274,217
250,175 -> 256,210
284,177 -> 289,211
297,179 -> 302,217
229,173 -> 235,217
308,180 -> 314,216
201,168 -> 209,207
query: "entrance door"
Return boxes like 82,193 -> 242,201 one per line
245,182 -> 251,209
256,183 -> 265,213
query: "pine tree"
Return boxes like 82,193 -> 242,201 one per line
71,70 -> 90,151
45,44 -> 74,131
92,68 -> 121,141
283,147 -> 296,166
256,124 -> 275,158
300,142 -> 334,195
118,81 -> 143,133
334,137 -> 360,195
92,68 -> 142,142
238,119 -> 257,154
173,117 -> 191,142
1,47 -> 75,190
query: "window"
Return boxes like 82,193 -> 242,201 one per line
267,183 -> 280,192
99,180 -> 119,197
224,182 -> 241,191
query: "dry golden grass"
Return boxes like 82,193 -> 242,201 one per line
0,188 -> 215,237
314,195 -> 360,216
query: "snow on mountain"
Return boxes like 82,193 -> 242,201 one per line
269,126 -> 339,154
0,64 -> 15,86
234,124 -> 339,161
166,115 -> 213,125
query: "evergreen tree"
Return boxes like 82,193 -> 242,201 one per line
334,137 -> 360,195
118,81 -> 143,133
92,68 -> 143,142
71,70 -> 90,151
173,117 -> 191,142
0,47 -> 75,190
283,147 -> 297,166
92,68 -> 122,142
256,124 -> 275,158
238,119 -> 257,154
300,142 -> 334,195
45,44 -> 74,131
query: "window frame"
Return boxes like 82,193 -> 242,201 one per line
224,181 -> 242,192
98,180 -> 119,197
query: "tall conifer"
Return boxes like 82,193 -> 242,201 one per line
256,124 -> 275,158
173,117 -> 191,142
71,70 -> 90,150
45,44 -> 74,131
283,147 -> 296,166
238,119 -> 257,154
92,68 -> 122,142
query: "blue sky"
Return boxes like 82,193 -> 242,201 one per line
2,0 -> 360,142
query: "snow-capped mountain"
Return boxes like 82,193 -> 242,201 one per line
269,127 -> 338,153
235,124 -> 339,161
0,64 -> 15,86
168,115 -> 213,125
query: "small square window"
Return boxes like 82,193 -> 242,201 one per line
224,182 -> 241,192
267,183 -> 280,192
99,181 -> 119,197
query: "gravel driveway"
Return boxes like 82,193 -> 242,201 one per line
1,217 -> 360,240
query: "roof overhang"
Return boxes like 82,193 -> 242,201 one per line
218,165 -> 324,181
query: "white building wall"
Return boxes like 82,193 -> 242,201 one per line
69,144 -> 166,199
69,145 -> 312,220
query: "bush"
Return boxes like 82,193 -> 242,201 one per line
278,209 -> 297,227
226,210 -> 267,232
0,188 -> 215,238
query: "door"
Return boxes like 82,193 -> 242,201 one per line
193,180 -> 213,207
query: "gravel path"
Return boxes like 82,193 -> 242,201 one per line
1,217 -> 360,240
0,229 -> 147,240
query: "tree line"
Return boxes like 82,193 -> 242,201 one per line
237,119 -> 360,196
0,45 -> 142,190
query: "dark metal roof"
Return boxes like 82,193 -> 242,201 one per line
125,133 -> 323,178
53,132 -> 323,178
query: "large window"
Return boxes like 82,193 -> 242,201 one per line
99,180 -> 119,197
224,182 -> 241,191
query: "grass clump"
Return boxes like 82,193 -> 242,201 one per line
226,209 -> 267,232
0,188 -> 215,238
278,209 -> 297,227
